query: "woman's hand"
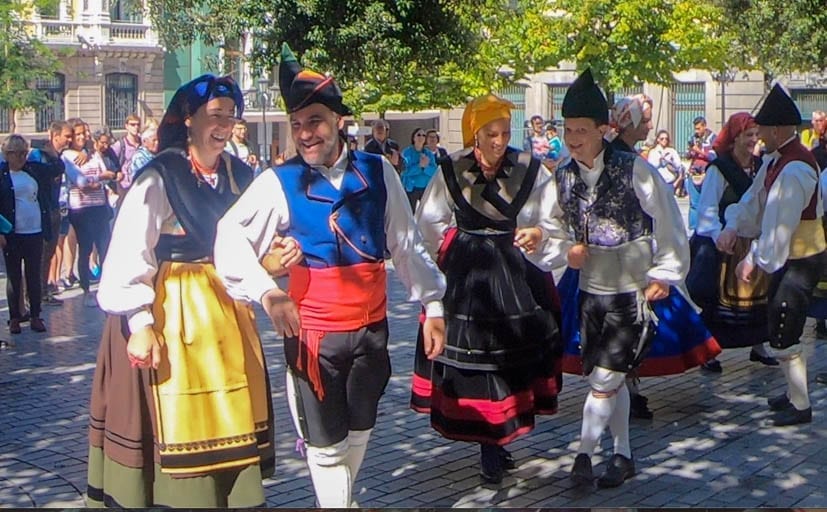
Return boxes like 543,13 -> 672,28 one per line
514,227 -> 542,254
262,287 -> 300,338
127,325 -> 163,370
422,317 -> 446,360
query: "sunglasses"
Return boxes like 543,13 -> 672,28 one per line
415,133 -> 426,137
4,150 -> 27,157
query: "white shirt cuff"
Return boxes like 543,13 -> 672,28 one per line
127,308 -> 154,334
424,300 -> 444,318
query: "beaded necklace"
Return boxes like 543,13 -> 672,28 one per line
188,151 -> 219,188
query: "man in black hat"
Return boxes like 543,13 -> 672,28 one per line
717,83 -> 827,427
214,43 -> 446,507
552,69 -> 690,488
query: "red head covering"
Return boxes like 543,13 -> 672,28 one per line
713,112 -> 756,156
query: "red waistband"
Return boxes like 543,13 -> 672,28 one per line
288,261 -> 387,331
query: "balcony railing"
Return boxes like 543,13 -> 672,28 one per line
25,19 -> 160,48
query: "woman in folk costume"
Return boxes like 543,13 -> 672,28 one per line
411,94 -> 565,485
687,112 -> 778,373
87,75 -> 288,507
718,84 -> 827,426
551,69 -> 717,488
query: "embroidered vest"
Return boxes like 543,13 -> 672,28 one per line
556,146 -> 652,247
275,150 -> 387,268
764,140 -> 825,259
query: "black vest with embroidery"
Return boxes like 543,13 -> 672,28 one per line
555,145 -> 652,247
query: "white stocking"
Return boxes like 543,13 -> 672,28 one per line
305,439 -> 351,508
578,367 -> 625,455
607,382 -> 632,458
785,354 -> 810,410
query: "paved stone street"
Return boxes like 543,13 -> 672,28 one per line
2,214 -> 827,507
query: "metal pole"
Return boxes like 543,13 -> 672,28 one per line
721,80 -> 726,128
261,92 -> 266,164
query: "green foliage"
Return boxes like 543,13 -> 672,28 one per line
144,0 -> 823,114
716,0 -> 827,78
148,0 -> 482,113
0,0 -> 64,131
506,0 -> 734,89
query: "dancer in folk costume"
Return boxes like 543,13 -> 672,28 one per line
717,84 -> 827,426
552,69 -> 715,488
87,75 -> 279,507
410,94 -> 565,485
213,44 -> 446,507
557,89 -> 720,424
687,112 -> 779,371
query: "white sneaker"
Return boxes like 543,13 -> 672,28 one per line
83,292 -> 98,308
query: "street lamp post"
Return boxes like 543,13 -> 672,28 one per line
258,77 -> 270,164
712,69 -> 737,127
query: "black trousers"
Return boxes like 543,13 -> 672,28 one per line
580,291 -> 649,375
41,208 -> 61,292
3,233 -> 44,320
68,205 -> 112,292
406,187 -> 426,213
767,251 -> 827,349
284,319 -> 391,447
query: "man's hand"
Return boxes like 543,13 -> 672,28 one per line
716,229 -> 737,255
514,227 -> 542,254
567,243 -> 589,269
422,317 -> 446,360
127,325 -> 163,370
261,236 -> 303,277
261,287 -> 300,338
73,152 -> 89,166
736,258 -> 755,283
0,234 -> 6,250
644,280 -> 670,302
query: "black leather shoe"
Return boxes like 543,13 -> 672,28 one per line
629,393 -> 654,420
772,406 -> 812,426
570,453 -> 594,486
701,359 -> 722,373
816,373 -> 827,385
479,444 -> 504,484
497,446 -> 516,470
597,454 -> 636,488
768,393 -> 793,411
749,349 -> 779,366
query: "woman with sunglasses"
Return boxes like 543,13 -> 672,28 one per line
0,135 -> 62,334
87,75 -> 291,507
401,128 -> 438,212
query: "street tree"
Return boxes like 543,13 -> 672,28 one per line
717,0 -> 827,82
145,0 -> 739,112
147,0 -> 484,114
482,0 -> 735,91
0,0 -> 63,133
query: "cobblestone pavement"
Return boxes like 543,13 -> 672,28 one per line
2,248 -> 827,506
